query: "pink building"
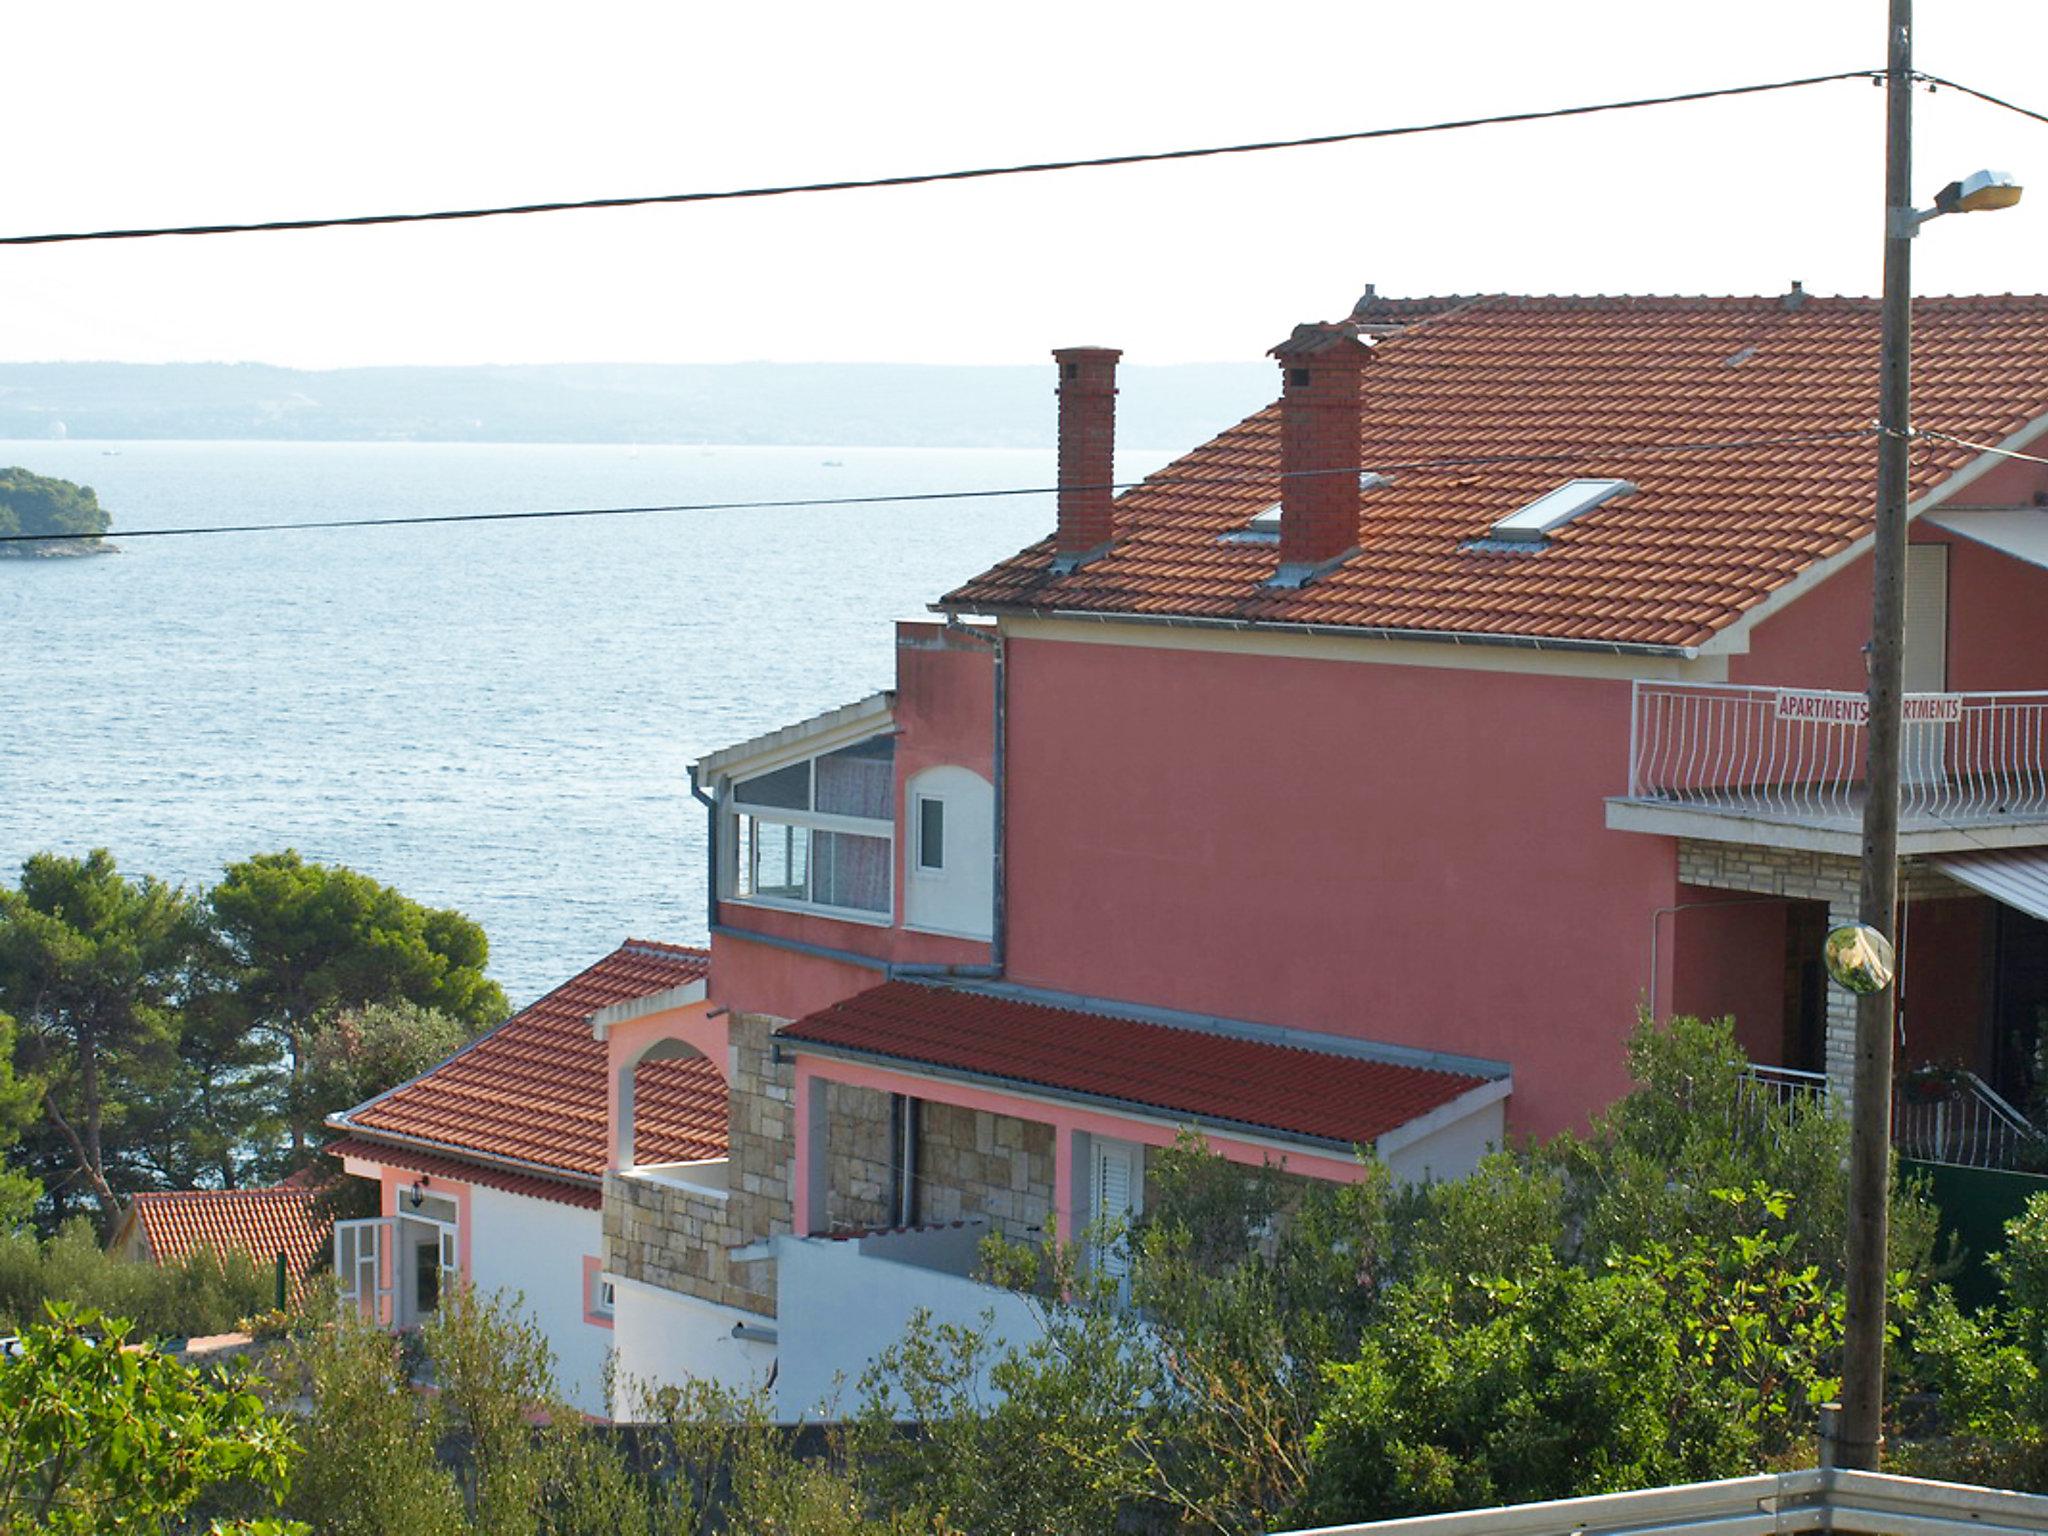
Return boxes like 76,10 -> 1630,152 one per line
603,290 -> 2048,1414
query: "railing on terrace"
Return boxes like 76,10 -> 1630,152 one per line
1627,680 -> 2048,828
1736,1064 -> 2046,1172
1894,1069 -> 2043,1172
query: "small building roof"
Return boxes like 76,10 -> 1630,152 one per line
329,939 -> 722,1190
117,1186 -> 330,1299
778,980 -> 1497,1150
941,294 -> 2048,651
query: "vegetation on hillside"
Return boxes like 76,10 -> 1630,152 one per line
0,848 -> 504,1231
0,467 -> 110,554
11,1011 -> 2048,1532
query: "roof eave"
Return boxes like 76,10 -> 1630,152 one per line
933,601 -> 1700,659
327,1124 -> 601,1191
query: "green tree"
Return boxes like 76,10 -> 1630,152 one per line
208,853 -> 505,1164
0,1303 -> 302,1533
301,1001 -> 471,1130
0,467 -> 110,554
0,852 -> 207,1223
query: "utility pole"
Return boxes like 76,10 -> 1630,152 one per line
1840,0 -> 1914,1473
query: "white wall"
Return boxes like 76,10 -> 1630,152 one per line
1381,1097 -> 1506,1186
773,1229 -> 1044,1422
608,1276 -> 776,1418
464,1185 -> 612,1417
903,765 -> 994,939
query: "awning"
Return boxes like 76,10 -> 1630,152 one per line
1931,847 -> 2048,923
1924,509 -> 2048,573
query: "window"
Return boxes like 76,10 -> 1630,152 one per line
1489,478 -> 1634,542
917,796 -> 945,871
729,735 -> 895,919
596,1279 -> 616,1315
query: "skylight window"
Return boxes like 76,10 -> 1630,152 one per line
1489,478 -> 1634,543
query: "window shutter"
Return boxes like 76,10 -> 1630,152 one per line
1091,1140 -> 1139,1281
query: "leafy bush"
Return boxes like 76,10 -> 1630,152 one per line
1904,1192 -> 2048,1489
0,1302 -> 301,1533
0,1219 -> 274,1340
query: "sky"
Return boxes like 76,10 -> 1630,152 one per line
5,1 -> 2047,369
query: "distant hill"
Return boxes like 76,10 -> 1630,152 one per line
0,361 -> 1275,449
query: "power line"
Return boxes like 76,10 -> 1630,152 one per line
0,427 -> 1875,544
1917,73 -> 2048,128
0,71 -> 1876,248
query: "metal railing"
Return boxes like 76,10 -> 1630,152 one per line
1736,1064 -> 2045,1171
1627,681 -> 2048,828
1278,1467 -> 2048,1536
1893,1068 -> 2042,1171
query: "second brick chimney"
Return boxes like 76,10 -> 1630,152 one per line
1052,346 -> 1121,571
1268,322 -> 1372,586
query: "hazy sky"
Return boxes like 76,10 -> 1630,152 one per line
6,1 -> 2045,368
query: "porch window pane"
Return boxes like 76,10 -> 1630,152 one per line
734,760 -> 811,811
814,829 -> 891,913
748,819 -> 809,901
815,737 -> 893,820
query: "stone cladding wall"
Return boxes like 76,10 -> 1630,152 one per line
600,1011 -> 791,1317
1675,839 -> 1967,1108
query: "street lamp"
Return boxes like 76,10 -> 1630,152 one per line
1837,0 -> 2024,1475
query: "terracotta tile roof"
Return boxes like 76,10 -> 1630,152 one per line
943,295 -> 2048,649
123,1186 -> 329,1298
333,939 -> 722,1183
326,1135 -> 603,1211
779,981 -> 1493,1148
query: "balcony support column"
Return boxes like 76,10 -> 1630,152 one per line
1825,894 -> 1864,1112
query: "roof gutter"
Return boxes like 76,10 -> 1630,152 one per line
325,1121 -> 601,1191
936,603 -> 1698,659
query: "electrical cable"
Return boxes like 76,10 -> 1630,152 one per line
0,426 -> 1876,544
0,71 -> 1877,247
1914,73 -> 2048,128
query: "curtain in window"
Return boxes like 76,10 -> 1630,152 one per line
814,830 -> 891,913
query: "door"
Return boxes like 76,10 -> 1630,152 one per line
1089,1137 -> 1144,1287
334,1217 -> 394,1325
1902,544 -> 1950,785
1992,905 -> 2048,1108
392,1215 -> 458,1328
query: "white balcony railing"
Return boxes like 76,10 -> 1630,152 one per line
1894,1070 -> 2042,1172
1627,681 -> 2048,830
1737,1065 -> 2045,1172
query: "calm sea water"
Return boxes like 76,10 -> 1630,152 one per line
0,440 -> 1164,1006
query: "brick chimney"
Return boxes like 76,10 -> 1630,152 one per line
1268,322 -> 1372,585
1052,346 -> 1121,571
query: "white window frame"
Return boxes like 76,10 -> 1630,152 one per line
723,735 -> 896,925
913,793 -> 945,873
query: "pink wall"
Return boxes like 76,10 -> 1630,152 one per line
1940,535 -> 2048,692
1668,893 -> 1790,1066
1731,557 -> 1871,691
998,637 -> 1679,1139
1899,894 -> 1989,1070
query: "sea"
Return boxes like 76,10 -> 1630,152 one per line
0,439 -> 1169,1007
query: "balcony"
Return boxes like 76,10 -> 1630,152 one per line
1608,681 -> 2048,853
771,1220 -> 1046,1419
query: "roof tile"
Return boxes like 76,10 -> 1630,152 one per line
943,296 -> 2048,648
780,981 -> 1492,1147
338,940 -> 721,1181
